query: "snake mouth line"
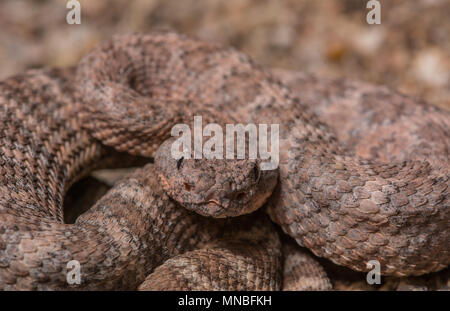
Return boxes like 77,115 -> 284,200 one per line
178,201 -> 227,218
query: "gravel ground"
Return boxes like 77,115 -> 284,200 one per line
1,0 -> 449,109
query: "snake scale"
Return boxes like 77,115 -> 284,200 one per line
0,32 -> 448,290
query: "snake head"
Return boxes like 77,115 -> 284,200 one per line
155,138 -> 278,218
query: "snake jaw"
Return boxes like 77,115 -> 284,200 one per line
155,138 -> 279,218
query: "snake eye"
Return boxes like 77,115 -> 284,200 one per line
253,164 -> 259,181
236,192 -> 246,201
177,157 -> 184,170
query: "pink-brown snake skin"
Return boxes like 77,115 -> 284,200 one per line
0,32 -> 448,290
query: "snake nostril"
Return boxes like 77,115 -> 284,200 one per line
128,74 -> 140,93
184,183 -> 192,191
236,192 -> 246,201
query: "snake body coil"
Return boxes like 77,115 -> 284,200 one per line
0,32 -> 448,290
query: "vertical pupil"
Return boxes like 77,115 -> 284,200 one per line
177,157 -> 184,170
253,165 -> 259,181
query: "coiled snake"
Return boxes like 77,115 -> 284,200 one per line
0,32 -> 448,290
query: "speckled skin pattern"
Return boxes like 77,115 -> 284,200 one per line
76,32 -> 449,277
282,238 -> 332,291
155,138 -> 279,218
0,32 -> 448,290
0,66 -> 281,290
138,211 -> 282,291
271,70 -> 449,276
0,68 -> 155,289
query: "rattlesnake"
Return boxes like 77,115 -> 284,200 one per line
0,32 -> 448,290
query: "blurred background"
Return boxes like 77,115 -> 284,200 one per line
0,0 -> 449,290
0,0 -> 449,109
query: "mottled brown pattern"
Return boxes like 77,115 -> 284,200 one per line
76,32 -> 448,277
139,213 -> 282,291
0,67 -> 146,289
282,238 -> 331,291
0,32 -> 449,290
269,70 -> 449,276
0,63 -> 281,290
155,138 -> 278,218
